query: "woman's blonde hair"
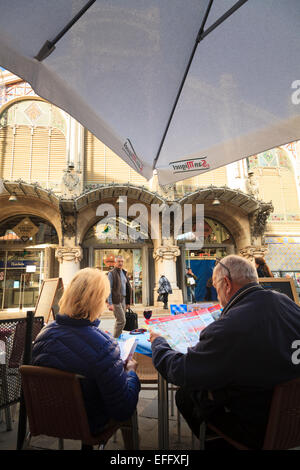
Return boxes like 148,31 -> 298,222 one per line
59,268 -> 110,322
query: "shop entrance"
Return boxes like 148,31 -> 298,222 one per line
82,216 -> 153,305
94,248 -> 143,304
178,218 -> 235,302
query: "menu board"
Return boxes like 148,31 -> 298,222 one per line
146,305 -> 222,353
259,278 -> 299,305
34,278 -> 64,322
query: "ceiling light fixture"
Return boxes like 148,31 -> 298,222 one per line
212,197 -> 221,206
8,193 -> 17,202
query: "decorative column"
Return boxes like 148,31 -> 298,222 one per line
55,246 -> 82,287
153,240 -> 183,305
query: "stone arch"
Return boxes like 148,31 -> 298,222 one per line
178,186 -> 266,252
76,184 -> 166,245
0,183 -> 62,243
0,95 -> 68,133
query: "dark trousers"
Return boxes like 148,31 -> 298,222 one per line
162,293 -> 168,308
175,388 -> 266,449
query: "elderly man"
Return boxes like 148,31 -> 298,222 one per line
108,255 -> 132,338
150,255 -> 300,448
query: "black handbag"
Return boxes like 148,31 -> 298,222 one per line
157,293 -> 164,302
124,307 -> 138,331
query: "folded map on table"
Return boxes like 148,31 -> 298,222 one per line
146,305 -> 222,354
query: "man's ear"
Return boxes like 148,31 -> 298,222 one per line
224,276 -> 231,294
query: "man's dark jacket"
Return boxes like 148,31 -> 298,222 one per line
109,267 -> 132,305
152,283 -> 300,440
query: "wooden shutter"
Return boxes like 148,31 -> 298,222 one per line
105,145 -> 133,183
31,127 -> 49,184
48,128 -> 66,186
11,125 -> 31,180
84,130 -> 106,184
197,166 -> 227,187
84,131 -> 147,186
0,126 -> 14,179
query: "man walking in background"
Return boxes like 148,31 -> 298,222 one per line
108,255 -> 132,338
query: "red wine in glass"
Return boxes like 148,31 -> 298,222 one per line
143,310 -> 152,321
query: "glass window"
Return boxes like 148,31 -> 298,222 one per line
178,218 -> 233,246
94,248 -> 143,304
1,250 -> 44,310
84,217 -> 149,246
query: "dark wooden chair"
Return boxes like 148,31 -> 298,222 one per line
200,377 -> 300,450
19,365 -> 139,450
0,317 -> 44,431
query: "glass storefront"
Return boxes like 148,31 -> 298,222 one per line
83,216 -> 153,305
0,215 -> 59,311
178,218 -> 235,302
0,249 -> 44,309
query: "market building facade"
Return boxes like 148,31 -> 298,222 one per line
0,70 -> 300,312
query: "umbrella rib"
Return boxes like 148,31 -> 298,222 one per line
153,0 -> 249,171
35,0 -> 96,61
152,0 -> 214,171
200,0 -> 249,41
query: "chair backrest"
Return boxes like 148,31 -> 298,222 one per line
0,316 -> 44,411
133,352 -> 158,384
9,317 -> 44,368
20,365 -> 93,442
263,377 -> 300,450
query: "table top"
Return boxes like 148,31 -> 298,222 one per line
119,331 -> 152,357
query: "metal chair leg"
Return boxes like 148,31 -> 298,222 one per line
198,422 -> 206,450
131,409 -> 139,449
4,406 -> 12,431
170,384 -> 174,416
22,432 -> 32,450
121,409 -> 139,450
177,408 -> 181,442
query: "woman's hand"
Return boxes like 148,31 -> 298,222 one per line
124,358 -> 138,372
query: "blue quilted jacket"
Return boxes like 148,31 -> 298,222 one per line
32,314 -> 140,435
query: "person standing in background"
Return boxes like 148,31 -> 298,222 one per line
108,255 -> 132,338
204,276 -> 213,301
255,257 -> 273,278
157,275 -> 172,310
186,268 -> 197,303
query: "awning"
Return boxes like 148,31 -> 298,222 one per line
0,0 -> 299,184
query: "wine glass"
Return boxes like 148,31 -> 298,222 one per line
143,310 -> 152,321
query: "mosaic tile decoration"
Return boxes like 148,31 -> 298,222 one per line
265,237 -> 300,270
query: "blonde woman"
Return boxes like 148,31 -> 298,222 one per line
32,268 -> 140,438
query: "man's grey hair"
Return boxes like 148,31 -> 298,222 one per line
115,255 -> 124,260
214,255 -> 258,285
